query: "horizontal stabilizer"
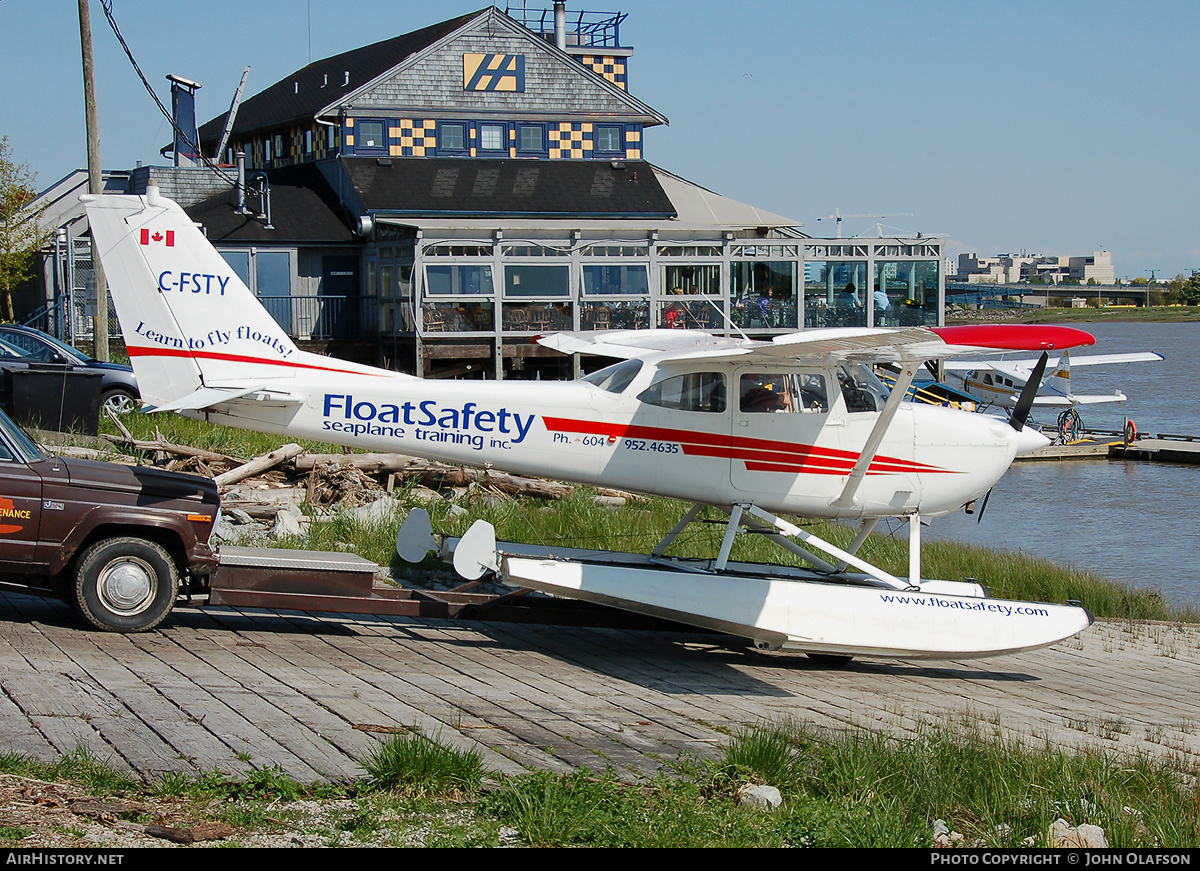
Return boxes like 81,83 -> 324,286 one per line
147,385 -> 303,413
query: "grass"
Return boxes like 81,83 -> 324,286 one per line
9,719 -> 1197,847
361,732 -> 484,796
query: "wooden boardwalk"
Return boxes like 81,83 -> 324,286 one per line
2,590 -> 1198,784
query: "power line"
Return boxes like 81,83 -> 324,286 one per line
99,0 -> 237,186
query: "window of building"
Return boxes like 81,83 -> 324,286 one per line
731,261 -> 797,330
594,124 -> 623,153
219,249 -> 293,332
479,123 -> 507,152
872,260 -> 939,327
639,373 -> 726,413
804,260 -> 868,329
582,264 -> 649,295
425,264 -> 494,295
357,120 -> 386,151
305,130 -> 313,154
518,124 -> 546,154
505,265 -> 569,298
438,122 -> 467,153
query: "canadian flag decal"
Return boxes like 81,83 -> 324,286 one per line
139,228 -> 175,246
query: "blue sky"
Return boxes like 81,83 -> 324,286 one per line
2,1 -> 1197,279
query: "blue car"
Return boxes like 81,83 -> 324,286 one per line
0,325 -> 140,414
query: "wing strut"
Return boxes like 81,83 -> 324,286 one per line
832,362 -> 919,510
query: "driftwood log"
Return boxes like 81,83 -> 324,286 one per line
214,443 -> 304,488
102,436 -> 245,466
296,453 -> 573,499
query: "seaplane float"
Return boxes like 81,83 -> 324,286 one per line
83,185 -> 1098,661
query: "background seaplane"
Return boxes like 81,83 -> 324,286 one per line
945,350 -> 1163,409
83,186 -> 1098,661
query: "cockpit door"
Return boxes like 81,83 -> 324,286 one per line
729,368 -> 835,502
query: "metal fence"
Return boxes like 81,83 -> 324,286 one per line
258,294 -> 379,340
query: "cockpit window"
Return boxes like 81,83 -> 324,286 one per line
580,359 -> 643,394
639,372 -> 726,412
837,363 -> 890,413
738,373 -> 828,414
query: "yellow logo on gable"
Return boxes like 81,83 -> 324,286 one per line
464,54 -> 525,92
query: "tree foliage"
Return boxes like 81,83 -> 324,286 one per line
1181,274 -> 1200,306
0,137 -> 49,321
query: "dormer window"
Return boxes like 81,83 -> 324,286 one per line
479,123 -> 507,153
518,123 -> 546,155
594,124 -> 623,154
438,121 -> 467,154
357,119 -> 387,152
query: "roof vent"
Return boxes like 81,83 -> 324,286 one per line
343,71 -> 350,86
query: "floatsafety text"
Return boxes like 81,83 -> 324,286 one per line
322,394 -> 536,450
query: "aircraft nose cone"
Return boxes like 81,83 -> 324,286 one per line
1012,425 -> 1051,456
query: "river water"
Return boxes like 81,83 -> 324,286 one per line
925,320 -> 1200,607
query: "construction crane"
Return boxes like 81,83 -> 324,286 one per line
816,208 -> 913,239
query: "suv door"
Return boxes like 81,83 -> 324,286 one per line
0,445 -> 42,572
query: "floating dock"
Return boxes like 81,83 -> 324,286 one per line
1020,432 -> 1200,464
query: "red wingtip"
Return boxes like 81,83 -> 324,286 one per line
930,324 -> 1096,351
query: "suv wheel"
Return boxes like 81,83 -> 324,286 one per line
71,537 -> 178,632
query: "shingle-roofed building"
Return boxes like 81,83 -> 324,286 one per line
35,5 -> 944,378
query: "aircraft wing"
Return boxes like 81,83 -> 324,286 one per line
989,391 -> 1128,408
540,324 -> 1096,365
537,329 -> 749,360
945,351 -> 1163,371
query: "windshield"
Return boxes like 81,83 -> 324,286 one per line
580,359 -> 643,394
0,329 -> 84,364
0,408 -> 47,461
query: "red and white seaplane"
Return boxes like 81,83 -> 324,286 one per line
84,186 -> 1097,661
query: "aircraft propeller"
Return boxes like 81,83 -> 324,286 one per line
1008,351 -> 1049,434
976,351 -> 1049,523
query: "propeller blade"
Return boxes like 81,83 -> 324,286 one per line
1009,351 -> 1049,432
976,488 -> 992,523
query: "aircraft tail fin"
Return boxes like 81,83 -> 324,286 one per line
1048,349 -> 1072,400
82,186 -> 300,409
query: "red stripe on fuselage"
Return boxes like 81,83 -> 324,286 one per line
126,345 -> 388,377
542,416 -> 954,476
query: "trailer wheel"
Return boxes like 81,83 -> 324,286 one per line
71,537 -> 178,632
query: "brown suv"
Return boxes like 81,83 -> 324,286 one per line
0,408 -> 219,631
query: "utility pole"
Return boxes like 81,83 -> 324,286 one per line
78,0 -> 109,360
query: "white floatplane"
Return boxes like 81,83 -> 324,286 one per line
83,186 -> 1097,660
945,350 -> 1163,409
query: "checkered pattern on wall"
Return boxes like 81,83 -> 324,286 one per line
397,119 -> 438,156
581,55 -> 627,89
549,122 -> 593,159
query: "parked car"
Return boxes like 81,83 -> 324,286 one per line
0,325 -> 140,414
0,405 -> 218,631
